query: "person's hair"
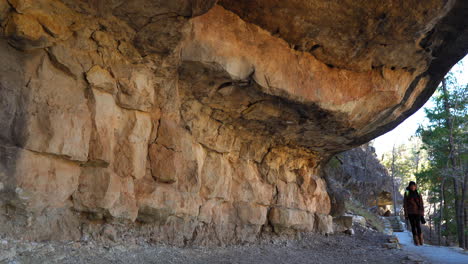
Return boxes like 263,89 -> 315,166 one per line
406,181 -> 417,191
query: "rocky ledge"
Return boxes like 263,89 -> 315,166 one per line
0,0 -> 466,245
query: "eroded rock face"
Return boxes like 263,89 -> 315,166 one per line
324,145 -> 398,217
0,0 -> 466,245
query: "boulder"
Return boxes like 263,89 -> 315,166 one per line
333,215 -> 353,232
269,207 -> 315,233
315,213 -> 334,234
344,228 -> 355,236
235,202 -> 267,225
352,215 -> 368,227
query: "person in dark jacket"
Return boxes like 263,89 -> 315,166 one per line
403,181 -> 425,245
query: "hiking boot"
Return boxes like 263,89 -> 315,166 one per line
418,233 -> 424,245
413,235 -> 420,246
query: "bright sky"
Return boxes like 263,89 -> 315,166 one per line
374,55 -> 468,157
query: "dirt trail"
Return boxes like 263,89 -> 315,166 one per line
1,227 -> 428,264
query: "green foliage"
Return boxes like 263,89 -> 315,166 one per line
413,66 -> 468,244
416,72 -> 468,170
326,156 -> 342,169
379,61 -> 467,245
381,138 -> 428,194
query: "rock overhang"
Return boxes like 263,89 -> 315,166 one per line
46,1 -> 468,155
0,0 -> 466,244
218,0 -> 451,72
178,1 -> 468,154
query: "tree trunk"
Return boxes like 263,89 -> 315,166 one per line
441,79 -> 464,248
439,179 -> 445,246
452,177 -> 463,247
391,145 -> 398,215
443,178 -> 451,246
462,167 -> 467,249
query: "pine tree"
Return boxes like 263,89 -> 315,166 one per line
417,71 -> 468,248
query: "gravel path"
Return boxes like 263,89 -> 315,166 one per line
395,231 -> 468,264
1,227 -> 427,264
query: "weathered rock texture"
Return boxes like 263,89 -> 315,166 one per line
0,0 -> 466,245
324,145 -> 397,217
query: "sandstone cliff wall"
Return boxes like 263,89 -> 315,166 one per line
0,0 -> 466,245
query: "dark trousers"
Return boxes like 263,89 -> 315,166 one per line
408,214 -> 422,236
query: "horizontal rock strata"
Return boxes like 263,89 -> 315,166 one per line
0,0 -> 466,245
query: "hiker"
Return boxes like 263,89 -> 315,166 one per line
403,181 -> 425,246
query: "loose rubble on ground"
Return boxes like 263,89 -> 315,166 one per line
0,225 -> 428,264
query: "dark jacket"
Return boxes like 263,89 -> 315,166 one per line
403,190 -> 424,216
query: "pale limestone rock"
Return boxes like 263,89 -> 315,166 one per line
88,87 -> 152,178
46,36 -> 101,79
212,205 -> 238,244
14,149 -> 80,212
149,118 -> 200,191
199,152 -> 232,200
108,177 -> 138,221
269,207 -> 315,232
88,89 -> 119,165
180,100 -> 225,152
315,213 -> 334,234
86,65 -> 116,93
303,176 -> 331,215
137,184 -> 201,222
22,55 -> 91,162
155,119 -> 187,151
114,66 -> 156,112
230,161 -> 273,206
279,169 -> 297,184
235,202 -> 267,225
276,181 -> 308,211
113,111 -> 152,180
197,199 -> 218,224
148,144 -> 179,183
73,167 -> 121,213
